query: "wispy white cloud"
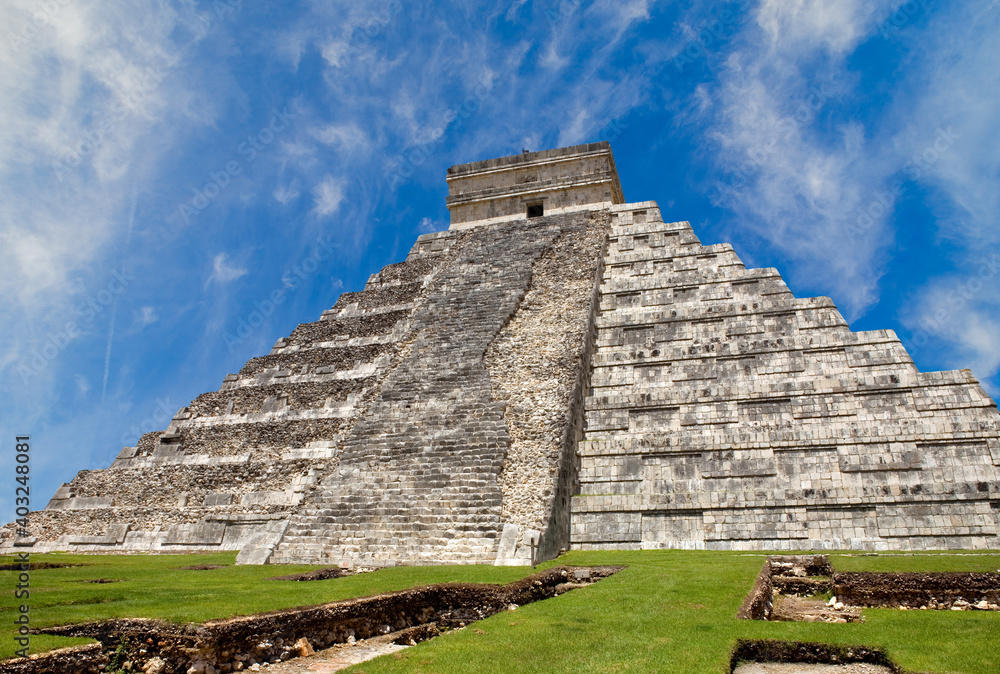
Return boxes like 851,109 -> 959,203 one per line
312,175 -> 346,217
888,5 -> 1000,250
707,72 -> 890,315
891,3 -> 1000,387
505,0 -> 530,21
209,252 -> 248,283
902,269 -> 1000,394
539,42 -> 571,70
754,0 -> 888,55
273,184 -> 301,204
135,306 -> 159,327
311,123 -> 370,154
303,1 -> 401,70
697,1 -> 902,317
418,217 -> 445,234
0,0 -> 208,436
594,0 -> 654,36
279,0 -> 668,192
0,0 -> 204,309
320,40 -> 351,68
75,374 -> 91,397
542,0 -> 657,147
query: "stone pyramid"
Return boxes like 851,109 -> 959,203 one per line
3,142 -> 997,564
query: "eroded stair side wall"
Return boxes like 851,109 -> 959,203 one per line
572,201 -> 1000,552
272,213 -> 602,566
485,211 -> 609,563
1,232 -> 465,555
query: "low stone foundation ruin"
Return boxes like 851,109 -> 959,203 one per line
740,554 -> 1000,622
4,566 -> 619,674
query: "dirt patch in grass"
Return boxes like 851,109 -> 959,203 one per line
263,630 -> 419,673
0,562 -> 86,571
75,578 -> 122,584
734,663 -> 893,673
729,639 -> 903,674
267,567 -> 350,581
741,556 -> 1000,622
771,596 -> 862,624
174,564 -> 228,570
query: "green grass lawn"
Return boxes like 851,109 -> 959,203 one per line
346,550 -> 1000,674
0,552 -> 532,660
2,550 -> 998,673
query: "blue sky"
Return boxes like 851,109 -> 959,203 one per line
2,0 -> 999,518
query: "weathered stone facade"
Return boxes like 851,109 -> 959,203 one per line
3,142 -> 998,563
572,202 -> 1000,551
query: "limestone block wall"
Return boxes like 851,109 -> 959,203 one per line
570,202 -> 1000,552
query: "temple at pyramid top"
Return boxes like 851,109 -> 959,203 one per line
446,141 -> 625,229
